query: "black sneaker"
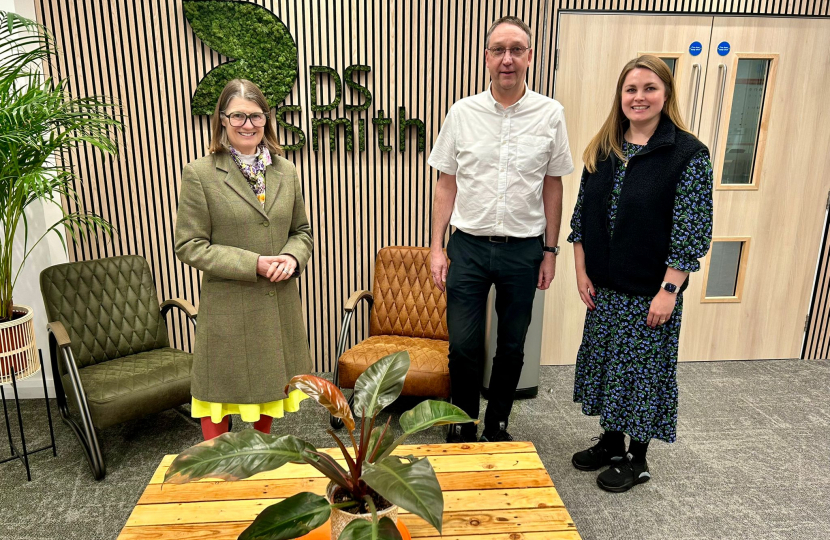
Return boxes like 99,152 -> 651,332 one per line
571,435 -> 626,471
596,454 -> 651,493
446,424 -> 477,443
479,421 -> 514,442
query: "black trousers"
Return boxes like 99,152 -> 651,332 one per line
445,229 -> 543,432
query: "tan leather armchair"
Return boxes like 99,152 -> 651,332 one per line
331,247 -> 449,428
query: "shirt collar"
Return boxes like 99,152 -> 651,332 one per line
485,82 -> 530,112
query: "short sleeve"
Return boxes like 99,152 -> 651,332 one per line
427,106 -> 458,175
666,151 -> 714,272
546,107 -> 575,177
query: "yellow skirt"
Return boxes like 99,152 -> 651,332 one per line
191,390 -> 309,423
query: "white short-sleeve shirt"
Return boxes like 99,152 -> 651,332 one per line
428,84 -> 574,238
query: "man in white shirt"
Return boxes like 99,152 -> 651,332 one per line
428,16 -> 574,443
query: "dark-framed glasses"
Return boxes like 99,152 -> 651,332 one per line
487,46 -> 530,58
222,111 -> 268,127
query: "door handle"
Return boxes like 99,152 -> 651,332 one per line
711,63 -> 728,166
689,63 -> 701,131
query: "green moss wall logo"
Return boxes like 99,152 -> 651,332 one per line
184,0 -> 425,153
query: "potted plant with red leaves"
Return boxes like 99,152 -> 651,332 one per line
163,351 -> 475,540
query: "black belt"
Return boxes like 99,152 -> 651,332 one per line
457,230 -> 538,244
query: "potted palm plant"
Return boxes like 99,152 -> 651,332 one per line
164,351 -> 476,540
0,12 -> 118,379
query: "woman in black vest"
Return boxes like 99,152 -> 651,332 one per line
567,55 -> 713,492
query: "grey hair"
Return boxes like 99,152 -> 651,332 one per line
485,16 -> 532,49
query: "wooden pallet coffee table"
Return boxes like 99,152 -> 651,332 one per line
117,441 -> 581,540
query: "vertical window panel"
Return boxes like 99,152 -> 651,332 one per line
702,238 -> 751,303
721,58 -> 771,185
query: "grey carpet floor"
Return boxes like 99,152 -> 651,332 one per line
1,359 -> 828,540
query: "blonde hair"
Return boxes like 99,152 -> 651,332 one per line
209,79 -> 283,156
582,55 -> 690,173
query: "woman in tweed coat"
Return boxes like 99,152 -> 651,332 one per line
175,79 -> 313,440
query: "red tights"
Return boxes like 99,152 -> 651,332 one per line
200,415 -> 273,440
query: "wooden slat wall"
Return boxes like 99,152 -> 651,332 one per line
555,0 -> 829,14
34,0 -> 829,370
803,214 -> 830,359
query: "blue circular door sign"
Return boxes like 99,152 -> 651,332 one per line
689,41 -> 703,56
717,41 -> 731,56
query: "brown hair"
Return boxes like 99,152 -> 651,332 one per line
208,79 -> 283,156
485,16 -> 532,48
582,55 -> 691,173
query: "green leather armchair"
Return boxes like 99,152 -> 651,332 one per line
39,255 -> 195,480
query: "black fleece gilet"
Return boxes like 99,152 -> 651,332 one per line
580,115 -> 708,297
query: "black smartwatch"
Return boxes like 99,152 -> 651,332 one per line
660,281 -> 678,294
542,245 -> 560,255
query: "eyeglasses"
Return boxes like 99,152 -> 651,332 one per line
487,46 -> 530,58
222,111 -> 268,127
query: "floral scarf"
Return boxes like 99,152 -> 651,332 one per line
229,144 -> 271,208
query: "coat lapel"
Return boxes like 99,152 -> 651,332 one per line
263,163 -> 283,217
217,153 -> 268,219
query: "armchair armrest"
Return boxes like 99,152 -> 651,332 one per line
47,321 -> 72,349
344,289 -> 373,312
160,298 -> 198,324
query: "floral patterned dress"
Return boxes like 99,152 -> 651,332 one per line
567,142 -> 713,443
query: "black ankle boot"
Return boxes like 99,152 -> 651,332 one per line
571,433 -> 626,471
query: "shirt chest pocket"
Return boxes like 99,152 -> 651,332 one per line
516,134 -> 551,174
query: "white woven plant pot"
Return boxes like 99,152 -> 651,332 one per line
0,305 -> 39,386
326,481 -> 398,540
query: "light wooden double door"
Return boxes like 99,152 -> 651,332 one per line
543,15 -> 830,364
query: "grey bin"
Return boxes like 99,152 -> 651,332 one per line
481,285 -> 545,399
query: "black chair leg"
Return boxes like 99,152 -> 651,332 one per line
49,337 -> 105,480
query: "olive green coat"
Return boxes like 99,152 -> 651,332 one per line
175,152 -> 313,404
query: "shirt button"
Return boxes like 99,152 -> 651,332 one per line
499,195 -> 504,200
269,290 -> 276,296
500,167 -> 505,172
262,222 -> 269,227
502,140 -> 507,145
498,221 -> 503,225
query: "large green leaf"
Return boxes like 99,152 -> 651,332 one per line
376,401 -> 477,461
238,492 -> 330,540
353,351 -> 410,418
164,430 -> 315,484
338,517 -> 403,540
286,374 -> 355,432
361,456 -> 443,534
399,400 -> 476,434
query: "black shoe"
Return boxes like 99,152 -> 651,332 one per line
446,424 -> 477,443
572,435 -> 626,471
479,421 -> 514,442
596,454 -> 651,493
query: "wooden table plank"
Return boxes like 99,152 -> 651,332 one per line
127,488 -> 565,527
117,522 -> 250,540
150,452 -> 546,485
415,533 -> 582,540
138,469 -> 554,504
402,508 -> 577,537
